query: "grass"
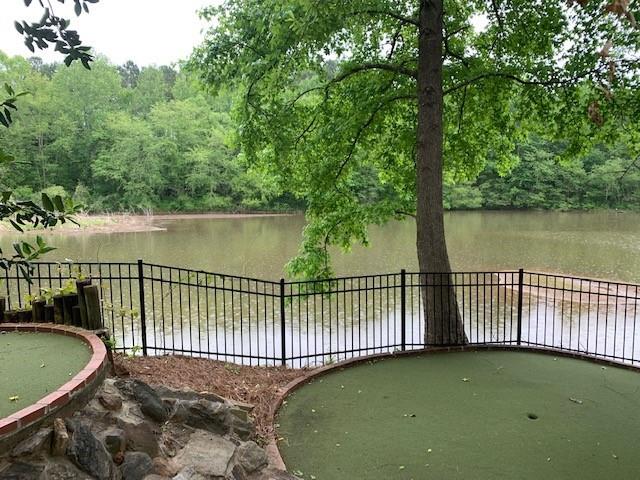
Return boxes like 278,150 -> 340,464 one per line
277,350 -> 640,480
0,331 -> 91,418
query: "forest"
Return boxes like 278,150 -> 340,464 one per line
1,51 -> 639,213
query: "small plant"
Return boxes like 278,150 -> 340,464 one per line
39,287 -> 55,304
57,278 -> 77,296
127,345 -> 142,357
70,265 -> 87,281
23,293 -> 35,309
102,336 -> 116,350
224,363 -> 241,375
24,291 -> 47,308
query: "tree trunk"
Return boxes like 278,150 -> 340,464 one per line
416,0 -> 466,345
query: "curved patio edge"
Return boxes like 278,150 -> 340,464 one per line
0,323 -> 108,451
266,344 -> 640,472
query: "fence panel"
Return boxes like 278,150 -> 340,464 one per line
284,274 -> 403,368
2,262 -> 142,352
521,272 -> 640,363
2,262 -> 640,366
143,263 -> 282,365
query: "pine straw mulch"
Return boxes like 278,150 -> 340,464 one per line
112,354 -> 308,442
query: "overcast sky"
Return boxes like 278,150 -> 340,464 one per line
0,0 -> 220,66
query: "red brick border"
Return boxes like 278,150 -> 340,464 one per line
266,345 -> 640,471
0,323 -> 107,438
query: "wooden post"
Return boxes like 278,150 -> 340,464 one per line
71,305 -> 82,327
44,304 -> 55,323
0,298 -> 5,321
17,309 -> 32,323
84,285 -> 102,330
62,294 -> 79,325
76,279 -> 91,329
32,300 -> 46,323
3,310 -> 19,323
53,295 -> 64,324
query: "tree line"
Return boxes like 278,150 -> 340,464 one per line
0,51 -> 301,213
1,51 -> 638,214
446,138 -> 640,210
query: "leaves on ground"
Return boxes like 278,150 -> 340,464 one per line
114,353 -> 306,441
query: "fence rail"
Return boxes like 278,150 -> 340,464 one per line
2,261 -> 639,367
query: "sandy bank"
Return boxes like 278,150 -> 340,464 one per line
0,212 -> 295,236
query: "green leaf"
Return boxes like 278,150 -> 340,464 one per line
53,195 -> 65,212
0,149 -> 14,164
13,243 -> 23,258
9,220 -> 23,233
41,193 -> 55,211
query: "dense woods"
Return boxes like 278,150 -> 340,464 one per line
0,52 -> 299,213
1,51 -> 638,214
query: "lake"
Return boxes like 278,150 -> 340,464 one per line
2,211 -> 639,367
2,210 -> 639,282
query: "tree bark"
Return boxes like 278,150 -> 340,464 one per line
416,0 -> 466,345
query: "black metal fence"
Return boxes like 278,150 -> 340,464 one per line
2,261 -> 639,367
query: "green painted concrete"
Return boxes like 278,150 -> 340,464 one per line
0,331 -> 91,418
277,351 -> 640,480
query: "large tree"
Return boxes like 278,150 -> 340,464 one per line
192,0 -> 640,345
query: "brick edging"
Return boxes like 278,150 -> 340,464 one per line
266,345 -> 640,471
0,323 -> 107,438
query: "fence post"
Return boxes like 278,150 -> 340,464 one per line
137,259 -> 148,356
400,269 -> 406,351
280,279 -> 287,366
516,268 -> 524,346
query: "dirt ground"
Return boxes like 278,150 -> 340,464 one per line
113,354 -> 307,441
0,212 -> 295,236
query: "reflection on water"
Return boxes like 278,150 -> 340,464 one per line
104,271 -> 640,367
2,211 -> 640,366
1,211 -> 640,282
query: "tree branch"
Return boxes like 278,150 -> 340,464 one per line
444,69 -> 598,95
351,9 -> 419,27
332,62 -> 417,83
457,85 -> 467,134
334,93 -> 416,180
395,210 -> 416,219
618,155 -> 640,182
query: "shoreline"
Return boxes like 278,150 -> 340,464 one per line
0,212 -> 298,236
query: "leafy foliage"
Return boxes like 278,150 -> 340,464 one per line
0,0 -> 97,280
0,53 -> 301,213
16,0 -> 98,68
0,191 -> 81,280
191,0 -> 640,279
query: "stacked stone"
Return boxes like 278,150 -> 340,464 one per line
0,379 -> 299,480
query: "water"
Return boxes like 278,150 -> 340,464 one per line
2,210 -> 639,282
2,211 -> 640,366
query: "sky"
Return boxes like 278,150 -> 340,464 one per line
0,0 -> 220,66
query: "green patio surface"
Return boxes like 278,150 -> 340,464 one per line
0,331 -> 91,418
277,350 -> 640,480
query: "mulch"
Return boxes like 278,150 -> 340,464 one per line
112,354 -> 308,441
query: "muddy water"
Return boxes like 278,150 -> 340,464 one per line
2,210 -> 639,282
2,210 -> 639,365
